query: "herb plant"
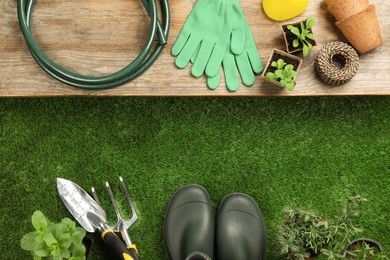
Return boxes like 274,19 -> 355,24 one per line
343,241 -> 390,260
287,17 -> 316,57
265,58 -> 297,90
20,210 -> 87,260
277,195 -> 367,260
320,195 -> 368,260
277,204 -> 328,259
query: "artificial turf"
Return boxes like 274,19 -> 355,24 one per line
1,97 -> 389,260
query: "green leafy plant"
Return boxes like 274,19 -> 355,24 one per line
320,195 -> 368,260
265,58 -> 297,91
277,195 -> 367,260
21,210 -> 87,260
287,17 -> 316,57
343,241 -> 389,260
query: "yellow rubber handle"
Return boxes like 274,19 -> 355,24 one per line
127,244 -> 139,255
101,229 -> 138,260
126,244 -> 140,260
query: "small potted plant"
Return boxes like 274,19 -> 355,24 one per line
277,204 -> 326,259
278,195 -> 367,260
322,237 -> 389,259
21,210 -> 91,260
262,49 -> 303,91
341,238 -> 388,259
282,17 -> 317,57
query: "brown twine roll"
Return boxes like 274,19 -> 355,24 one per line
315,41 -> 359,86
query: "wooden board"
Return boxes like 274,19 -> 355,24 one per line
1,0 -> 389,96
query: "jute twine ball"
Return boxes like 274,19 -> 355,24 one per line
315,41 -> 359,86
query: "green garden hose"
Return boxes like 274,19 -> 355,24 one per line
17,0 -> 170,90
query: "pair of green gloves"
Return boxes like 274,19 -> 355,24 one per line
171,0 -> 263,92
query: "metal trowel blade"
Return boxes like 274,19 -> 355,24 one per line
56,178 -> 107,232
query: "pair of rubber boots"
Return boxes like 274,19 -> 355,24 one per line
164,185 -> 266,260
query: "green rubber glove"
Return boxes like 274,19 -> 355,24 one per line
207,21 -> 264,91
172,0 -> 246,78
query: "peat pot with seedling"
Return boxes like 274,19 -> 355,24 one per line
262,49 -> 302,91
282,17 -> 317,57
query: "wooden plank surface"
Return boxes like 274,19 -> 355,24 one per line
0,0 -> 389,96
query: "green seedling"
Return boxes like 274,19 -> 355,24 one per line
21,210 -> 87,260
287,17 -> 316,57
265,58 -> 297,91
345,241 -> 390,260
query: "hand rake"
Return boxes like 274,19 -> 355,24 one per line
92,176 -> 140,259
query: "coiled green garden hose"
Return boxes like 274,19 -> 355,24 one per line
17,0 -> 170,90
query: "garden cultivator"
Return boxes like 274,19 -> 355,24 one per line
92,176 -> 139,257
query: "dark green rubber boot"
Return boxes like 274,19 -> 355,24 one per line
164,185 -> 214,260
216,193 -> 266,260
185,252 -> 212,260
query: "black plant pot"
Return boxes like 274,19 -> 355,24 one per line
341,238 -> 386,259
83,237 -> 93,259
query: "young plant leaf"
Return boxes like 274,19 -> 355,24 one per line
286,82 -> 295,91
300,22 -> 305,34
287,25 -> 295,31
293,39 -> 300,48
290,70 -> 297,78
303,44 -> 310,58
280,79 -> 287,87
288,26 -> 300,37
62,218 -> 76,231
43,232 -> 58,247
71,244 -> 87,258
265,72 -> 277,83
285,64 -> 294,72
52,244 -> 63,256
61,246 -> 71,258
53,224 -> 70,241
34,243 -> 51,257
307,42 -> 313,51
71,227 -> 87,244
20,232 -> 38,251
306,33 -> 315,40
285,65 -> 297,78
32,211 -> 48,232
274,69 -> 283,78
286,79 -> 296,90
277,59 -> 286,69
306,17 -> 316,30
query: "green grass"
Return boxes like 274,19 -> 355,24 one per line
1,97 -> 389,260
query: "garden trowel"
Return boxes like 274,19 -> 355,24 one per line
56,178 -> 139,260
